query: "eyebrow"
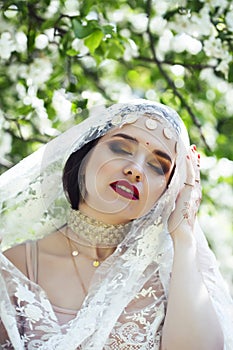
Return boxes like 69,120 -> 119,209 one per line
112,133 -> 172,163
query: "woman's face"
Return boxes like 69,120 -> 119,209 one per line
79,116 -> 177,224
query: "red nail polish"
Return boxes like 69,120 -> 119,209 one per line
187,155 -> 190,159
198,153 -> 201,159
193,145 -> 197,151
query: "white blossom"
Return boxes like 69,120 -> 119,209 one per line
0,32 -> 15,59
0,112 -> 11,158
149,16 -> 168,36
170,64 -> 185,76
216,54 -> 232,79
15,31 -> 27,53
226,10 -> 233,32
63,0 -> 80,16
81,90 -> 106,107
199,0 -> 228,10
31,97 -> 51,131
86,11 -> 99,21
72,38 -> 89,55
204,36 -> 224,58
123,39 -> 139,61
210,182 -> 233,208
4,4 -> 18,19
129,13 -> 148,33
156,29 -> 173,60
169,6 -> 213,37
153,1 -> 169,15
172,33 -> 202,54
27,58 -> 53,86
0,131 -> 12,158
189,6 -> 213,37
35,34 -> 49,50
44,0 -> 60,18
108,7 -> 130,23
202,122 -> 218,149
52,89 -> 72,121
9,63 -> 27,82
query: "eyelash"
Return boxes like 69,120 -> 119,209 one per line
147,163 -> 165,175
108,141 -> 169,175
108,142 -> 132,155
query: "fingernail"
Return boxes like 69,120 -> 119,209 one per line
193,145 -> 197,151
198,153 -> 201,159
187,155 -> 190,159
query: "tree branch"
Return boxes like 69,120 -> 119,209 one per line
3,114 -> 49,144
145,0 -> 211,151
136,56 -> 216,71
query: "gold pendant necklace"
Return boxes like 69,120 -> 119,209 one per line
71,247 -> 101,267
66,235 -> 102,268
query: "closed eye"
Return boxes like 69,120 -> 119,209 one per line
148,162 -> 164,175
108,141 -> 132,155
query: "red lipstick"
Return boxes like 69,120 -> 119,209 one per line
110,180 -> 139,200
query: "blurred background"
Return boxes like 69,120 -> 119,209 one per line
0,0 -> 232,293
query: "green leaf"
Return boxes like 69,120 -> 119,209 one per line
84,30 -> 104,54
105,40 -> 124,59
228,62 -> 233,83
102,24 -> 115,35
66,48 -> 78,57
187,0 -> 203,11
41,16 -> 61,31
72,19 -> 96,39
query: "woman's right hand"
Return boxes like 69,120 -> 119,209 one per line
168,145 -> 202,242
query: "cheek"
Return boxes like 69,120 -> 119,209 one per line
144,175 -> 167,204
146,172 -> 167,191
84,154 -> 120,193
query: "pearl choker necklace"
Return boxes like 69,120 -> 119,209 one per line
66,209 -> 131,248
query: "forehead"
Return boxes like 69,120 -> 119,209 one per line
100,115 -> 177,157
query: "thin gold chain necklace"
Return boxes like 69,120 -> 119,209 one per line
65,234 -> 103,268
66,236 -> 89,296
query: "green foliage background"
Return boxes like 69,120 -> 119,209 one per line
0,0 -> 232,291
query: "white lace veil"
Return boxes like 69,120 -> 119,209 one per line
0,100 -> 233,349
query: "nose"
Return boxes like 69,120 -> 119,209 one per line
123,163 -> 143,182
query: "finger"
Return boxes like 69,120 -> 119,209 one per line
189,145 -> 201,184
184,151 -> 195,187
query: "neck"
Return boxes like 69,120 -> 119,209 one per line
79,202 -> 132,225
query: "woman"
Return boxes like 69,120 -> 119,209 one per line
0,100 -> 232,349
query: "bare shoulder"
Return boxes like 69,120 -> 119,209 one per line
3,230 -> 65,275
3,243 -> 27,276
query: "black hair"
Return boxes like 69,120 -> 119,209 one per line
62,137 -> 101,209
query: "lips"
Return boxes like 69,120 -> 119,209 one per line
110,180 -> 139,200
